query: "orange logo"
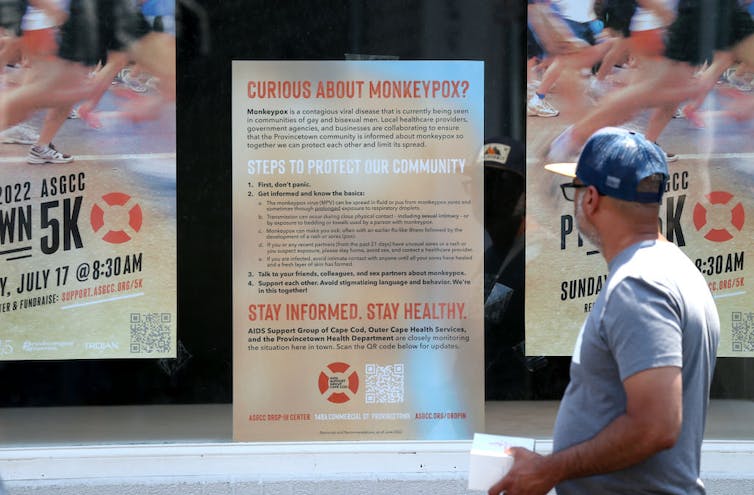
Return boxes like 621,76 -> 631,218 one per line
90,192 -> 143,244
693,191 -> 745,242
318,362 -> 359,403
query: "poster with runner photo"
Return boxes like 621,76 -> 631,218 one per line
524,3 -> 754,357
0,0 -> 177,360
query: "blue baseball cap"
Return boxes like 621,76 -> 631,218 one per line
545,127 -> 669,203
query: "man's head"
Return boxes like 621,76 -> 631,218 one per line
546,127 -> 669,204
545,127 -> 670,253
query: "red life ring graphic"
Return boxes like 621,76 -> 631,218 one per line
90,192 -> 143,244
318,362 -> 359,404
693,191 -> 745,243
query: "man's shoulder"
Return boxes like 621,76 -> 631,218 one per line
612,241 -> 695,283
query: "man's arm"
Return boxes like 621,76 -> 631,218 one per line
488,366 -> 682,495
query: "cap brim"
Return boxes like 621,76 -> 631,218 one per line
485,160 -> 524,176
544,162 -> 577,178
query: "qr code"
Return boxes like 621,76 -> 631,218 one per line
130,313 -> 172,353
365,363 -> 404,404
731,312 -> 754,352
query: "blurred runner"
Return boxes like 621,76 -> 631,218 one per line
547,0 -> 754,161
0,0 -> 175,146
527,0 -> 614,118
21,0 -> 75,163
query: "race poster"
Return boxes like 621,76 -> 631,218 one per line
525,71 -> 754,357
0,78 -> 176,359
232,60 -> 484,441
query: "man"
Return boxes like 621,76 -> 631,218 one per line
489,127 -> 720,495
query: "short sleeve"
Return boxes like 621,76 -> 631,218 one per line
601,277 -> 683,382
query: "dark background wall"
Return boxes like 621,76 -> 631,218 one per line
0,0 -> 529,406
2,0 -> 750,406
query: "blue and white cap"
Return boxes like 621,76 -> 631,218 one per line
545,127 -> 669,203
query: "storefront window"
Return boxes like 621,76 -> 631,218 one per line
1,0 -> 751,445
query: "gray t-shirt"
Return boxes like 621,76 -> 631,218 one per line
553,240 -> 720,494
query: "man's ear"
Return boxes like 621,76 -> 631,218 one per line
583,185 -> 601,216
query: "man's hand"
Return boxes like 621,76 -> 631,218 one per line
487,447 -> 558,495
487,366 -> 681,494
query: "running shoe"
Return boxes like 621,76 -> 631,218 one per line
655,143 -> 678,163
1,123 -> 39,145
527,95 -> 559,117
145,76 -> 160,90
727,75 -> 753,92
77,105 -> 102,129
681,105 -> 705,129
724,68 -> 753,92
546,125 -> 580,163
118,68 -> 149,93
664,151 -> 679,163
27,143 -> 74,164
125,76 -> 148,93
585,77 -> 611,103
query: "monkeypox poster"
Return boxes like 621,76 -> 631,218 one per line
525,98 -> 754,358
231,60 -> 484,441
0,110 -> 176,360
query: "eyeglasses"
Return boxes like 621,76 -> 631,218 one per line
560,182 -> 589,201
